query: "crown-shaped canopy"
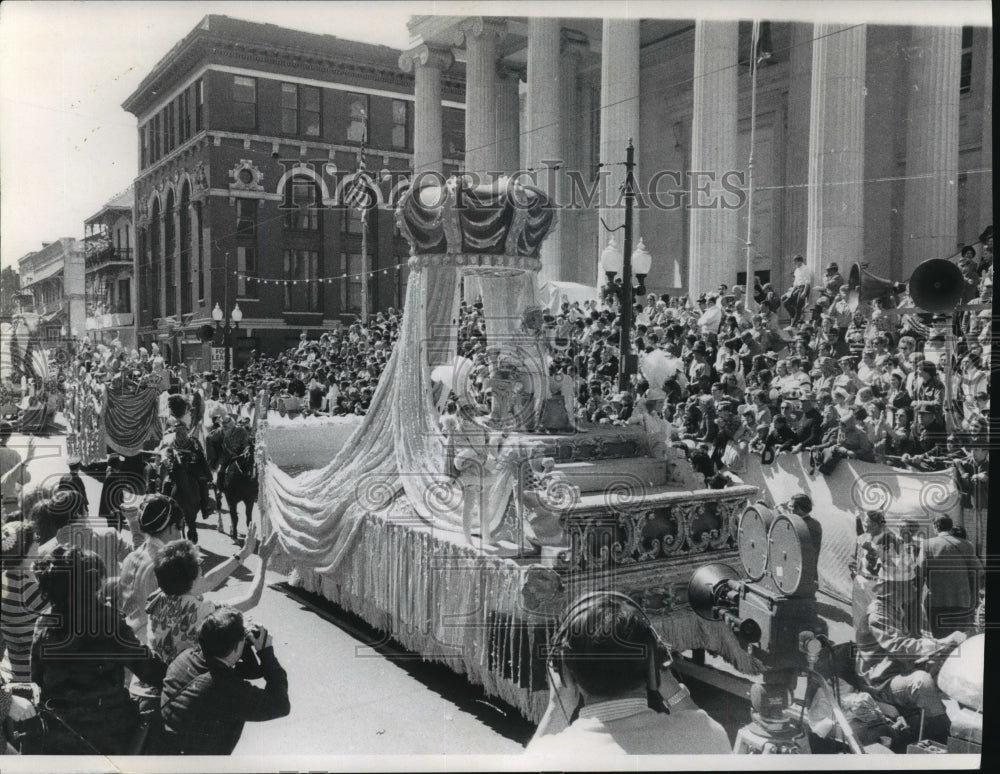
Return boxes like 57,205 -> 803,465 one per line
396,176 -> 556,263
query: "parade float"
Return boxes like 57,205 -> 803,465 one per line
252,177 -> 967,722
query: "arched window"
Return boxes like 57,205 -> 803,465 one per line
179,183 -> 192,314
164,190 -> 176,317
150,199 -> 161,320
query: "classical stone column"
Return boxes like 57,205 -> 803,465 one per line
901,26 -> 961,274
527,18 -> 563,282
805,25 -> 867,280
979,30 -> 993,239
399,44 -> 454,179
496,63 -> 522,173
782,23 -> 813,280
460,17 -> 504,181
687,21 -> 739,295
599,19 -> 640,276
559,32 -> 587,284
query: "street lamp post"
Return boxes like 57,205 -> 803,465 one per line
212,302 -> 242,378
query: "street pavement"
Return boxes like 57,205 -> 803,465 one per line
7,424 -> 764,764
7,427 -> 533,758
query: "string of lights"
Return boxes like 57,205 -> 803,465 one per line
231,259 -> 408,285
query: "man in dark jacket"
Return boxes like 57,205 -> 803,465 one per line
158,607 -> 290,755
917,516 -> 981,637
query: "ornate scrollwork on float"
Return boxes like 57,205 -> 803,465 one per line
556,493 -> 749,574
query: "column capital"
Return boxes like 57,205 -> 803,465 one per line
560,29 -> 589,57
398,43 -> 454,74
457,16 -> 507,45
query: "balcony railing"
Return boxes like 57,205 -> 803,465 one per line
85,246 -> 133,273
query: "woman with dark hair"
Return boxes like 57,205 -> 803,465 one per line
145,533 -> 269,669
30,545 -> 166,755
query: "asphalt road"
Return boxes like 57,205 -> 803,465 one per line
6,424 -> 759,765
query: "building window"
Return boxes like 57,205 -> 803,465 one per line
302,86 -> 321,137
118,278 -> 131,314
153,113 -> 161,161
167,102 -> 175,152
194,201 -> 204,301
178,93 -> 188,144
283,249 -> 321,312
233,75 -> 257,129
281,83 -> 298,134
282,83 -> 321,137
342,253 -> 363,313
164,193 -> 176,317
347,93 -> 368,143
237,246 -> 258,299
391,100 -> 408,149
960,27 -> 973,94
235,198 -> 256,237
195,79 -> 204,130
284,177 -> 321,230
344,207 -> 365,235
141,123 -> 150,168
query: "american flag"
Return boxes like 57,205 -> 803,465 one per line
344,125 -> 376,213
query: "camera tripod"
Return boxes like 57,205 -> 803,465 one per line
733,669 -> 812,754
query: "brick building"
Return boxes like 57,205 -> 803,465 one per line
122,15 -> 466,367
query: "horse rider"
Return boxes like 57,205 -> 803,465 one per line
158,416 -> 216,540
207,412 -> 252,510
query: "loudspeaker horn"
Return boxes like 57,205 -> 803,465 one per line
846,257 -> 966,314
846,264 -> 907,311
908,258 -> 966,313
197,324 -> 215,343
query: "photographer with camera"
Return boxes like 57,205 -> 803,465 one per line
526,591 -> 730,756
157,607 -> 289,755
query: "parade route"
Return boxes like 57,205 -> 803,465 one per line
11,426 -> 533,757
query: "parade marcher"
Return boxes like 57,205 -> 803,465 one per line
158,417 -> 216,538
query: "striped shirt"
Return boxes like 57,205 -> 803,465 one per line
1,570 -> 45,683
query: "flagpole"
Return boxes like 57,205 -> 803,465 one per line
744,20 -> 761,314
359,112 -> 369,325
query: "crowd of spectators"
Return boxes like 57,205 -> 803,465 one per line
0,228 -> 990,755
1,486 -> 285,755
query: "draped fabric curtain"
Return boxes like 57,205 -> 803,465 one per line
260,262 -> 544,572
103,385 -> 161,457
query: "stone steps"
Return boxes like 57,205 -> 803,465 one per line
552,457 -> 669,493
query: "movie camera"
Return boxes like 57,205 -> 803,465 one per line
687,502 -> 864,754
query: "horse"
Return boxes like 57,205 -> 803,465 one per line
221,443 -> 258,540
157,448 -> 207,543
